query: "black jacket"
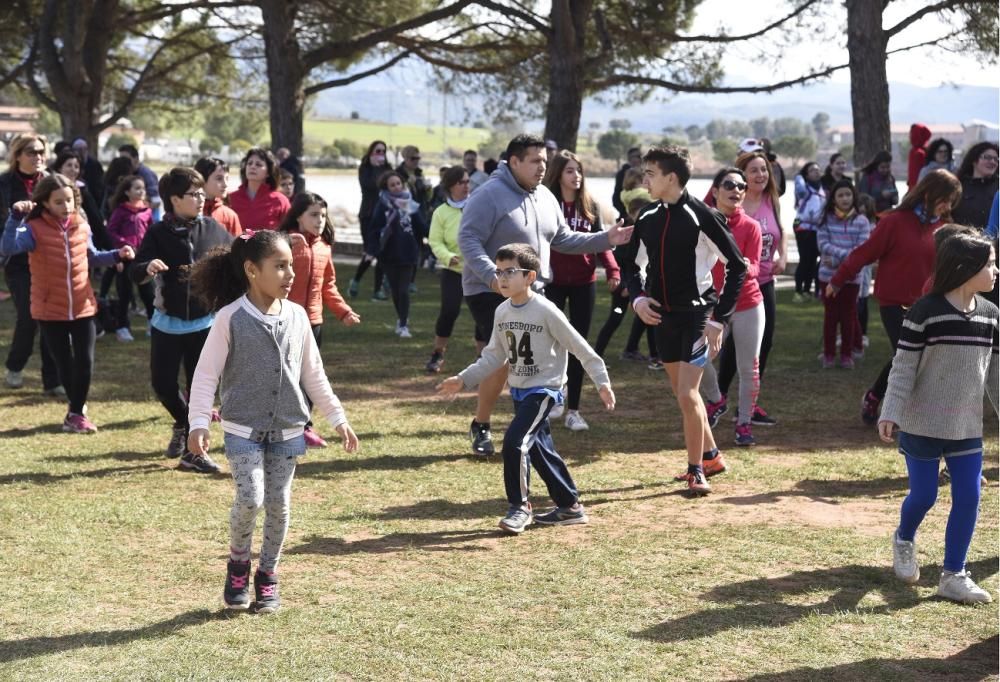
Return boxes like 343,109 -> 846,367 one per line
0,170 -> 44,272
130,214 -> 233,320
623,191 -> 746,325
612,163 -> 631,219
953,175 -> 999,229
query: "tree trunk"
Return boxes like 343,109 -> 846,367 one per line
37,0 -> 116,148
260,0 -> 306,157
846,0 -> 890,168
543,0 -> 591,152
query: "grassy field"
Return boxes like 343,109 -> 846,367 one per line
304,119 -> 492,156
1,268 -> 997,681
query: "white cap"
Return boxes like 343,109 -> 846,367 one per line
738,138 -> 763,154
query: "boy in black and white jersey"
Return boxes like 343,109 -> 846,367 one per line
438,243 -> 616,534
623,146 -> 747,495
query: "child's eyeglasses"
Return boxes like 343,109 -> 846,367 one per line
495,267 -> 531,279
184,191 -> 207,200
720,180 -> 747,191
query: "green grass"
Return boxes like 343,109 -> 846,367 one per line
1,271 -> 997,680
304,119 -> 492,156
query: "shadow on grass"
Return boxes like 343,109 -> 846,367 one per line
288,529 -> 498,555
719,476 -> 911,505
295,452 -> 471,478
363,483 -> 678,521
0,609 -> 226,663
0,416 -> 158,439
633,556 -> 998,644
0,462 -> 165,486
734,635 -> 998,681
43,449 -> 165,463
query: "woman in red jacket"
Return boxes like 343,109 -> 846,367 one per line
279,192 -> 360,448
542,150 -> 620,432
227,148 -> 290,230
827,169 -> 962,425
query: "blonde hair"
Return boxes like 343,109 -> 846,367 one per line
622,167 -> 644,191
7,133 -> 47,173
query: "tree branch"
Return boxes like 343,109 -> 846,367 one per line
652,0 -> 822,43
302,0 -> 474,70
885,0 -> 987,37
303,51 -> 412,95
474,0 -> 551,34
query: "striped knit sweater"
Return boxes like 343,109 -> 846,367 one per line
817,210 -> 871,284
880,293 -> 998,440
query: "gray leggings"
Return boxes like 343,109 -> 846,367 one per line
225,434 -> 303,573
702,303 -> 764,426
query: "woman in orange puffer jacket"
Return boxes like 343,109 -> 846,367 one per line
278,191 -> 360,448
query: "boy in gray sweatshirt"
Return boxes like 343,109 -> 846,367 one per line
438,243 -> 616,535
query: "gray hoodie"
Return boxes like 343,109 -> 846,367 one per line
458,161 -> 612,296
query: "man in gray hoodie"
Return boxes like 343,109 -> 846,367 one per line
459,133 -> 633,455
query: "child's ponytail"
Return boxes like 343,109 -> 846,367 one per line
189,230 -> 290,311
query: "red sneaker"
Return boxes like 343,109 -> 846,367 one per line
686,469 -> 711,496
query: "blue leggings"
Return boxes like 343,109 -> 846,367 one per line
898,448 -> 983,573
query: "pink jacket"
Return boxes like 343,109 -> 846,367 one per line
107,202 -> 153,249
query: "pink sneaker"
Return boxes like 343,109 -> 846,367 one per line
211,408 -> 222,423
63,412 -> 97,434
303,426 -> 328,448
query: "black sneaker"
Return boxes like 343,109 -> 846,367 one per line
426,351 -> 444,373
223,560 -> 252,610
166,425 -> 187,458
470,419 -> 495,456
254,570 -> 280,614
179,451 -> 221,474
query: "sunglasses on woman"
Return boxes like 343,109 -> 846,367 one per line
720,180 -> 747,191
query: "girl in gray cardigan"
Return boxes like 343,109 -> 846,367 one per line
187,230 -> 360,614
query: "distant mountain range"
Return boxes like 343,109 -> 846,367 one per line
313,62 -> 998,132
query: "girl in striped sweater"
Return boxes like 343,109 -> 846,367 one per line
881,230 -> 997,604
817,180 -> 871,368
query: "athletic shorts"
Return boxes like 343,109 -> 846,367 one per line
653,309 -> 709,366
465,291 -> 505,343
899,432 -> 983,462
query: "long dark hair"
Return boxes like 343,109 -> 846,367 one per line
860,151 -> 892,176
103,157 -> 135,199
821,179 -> 858,219
109,175 -> 143,211
956,141 -> 999,180
28,173 -> 81,220
239,147 -> 279,189
798,161 -> 821,189
361,140 -> 390,168
896,169 -> 962,220
930,229 -> 993,295
189,230 -> 291,312
924,138 -> 954,167
278,191 -> 335,245
543,150 -> 596,224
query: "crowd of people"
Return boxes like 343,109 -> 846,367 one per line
0,129 -> 997,612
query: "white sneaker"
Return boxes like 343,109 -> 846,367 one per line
5,369 -> 23,388
565,410 -> 589,431
115,328 -> 134,342
548,402 -> 565,420
398,325 -> 412,339
862,335 -> 870,348
892,531 -> 919,584
937,570 -> 992,604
